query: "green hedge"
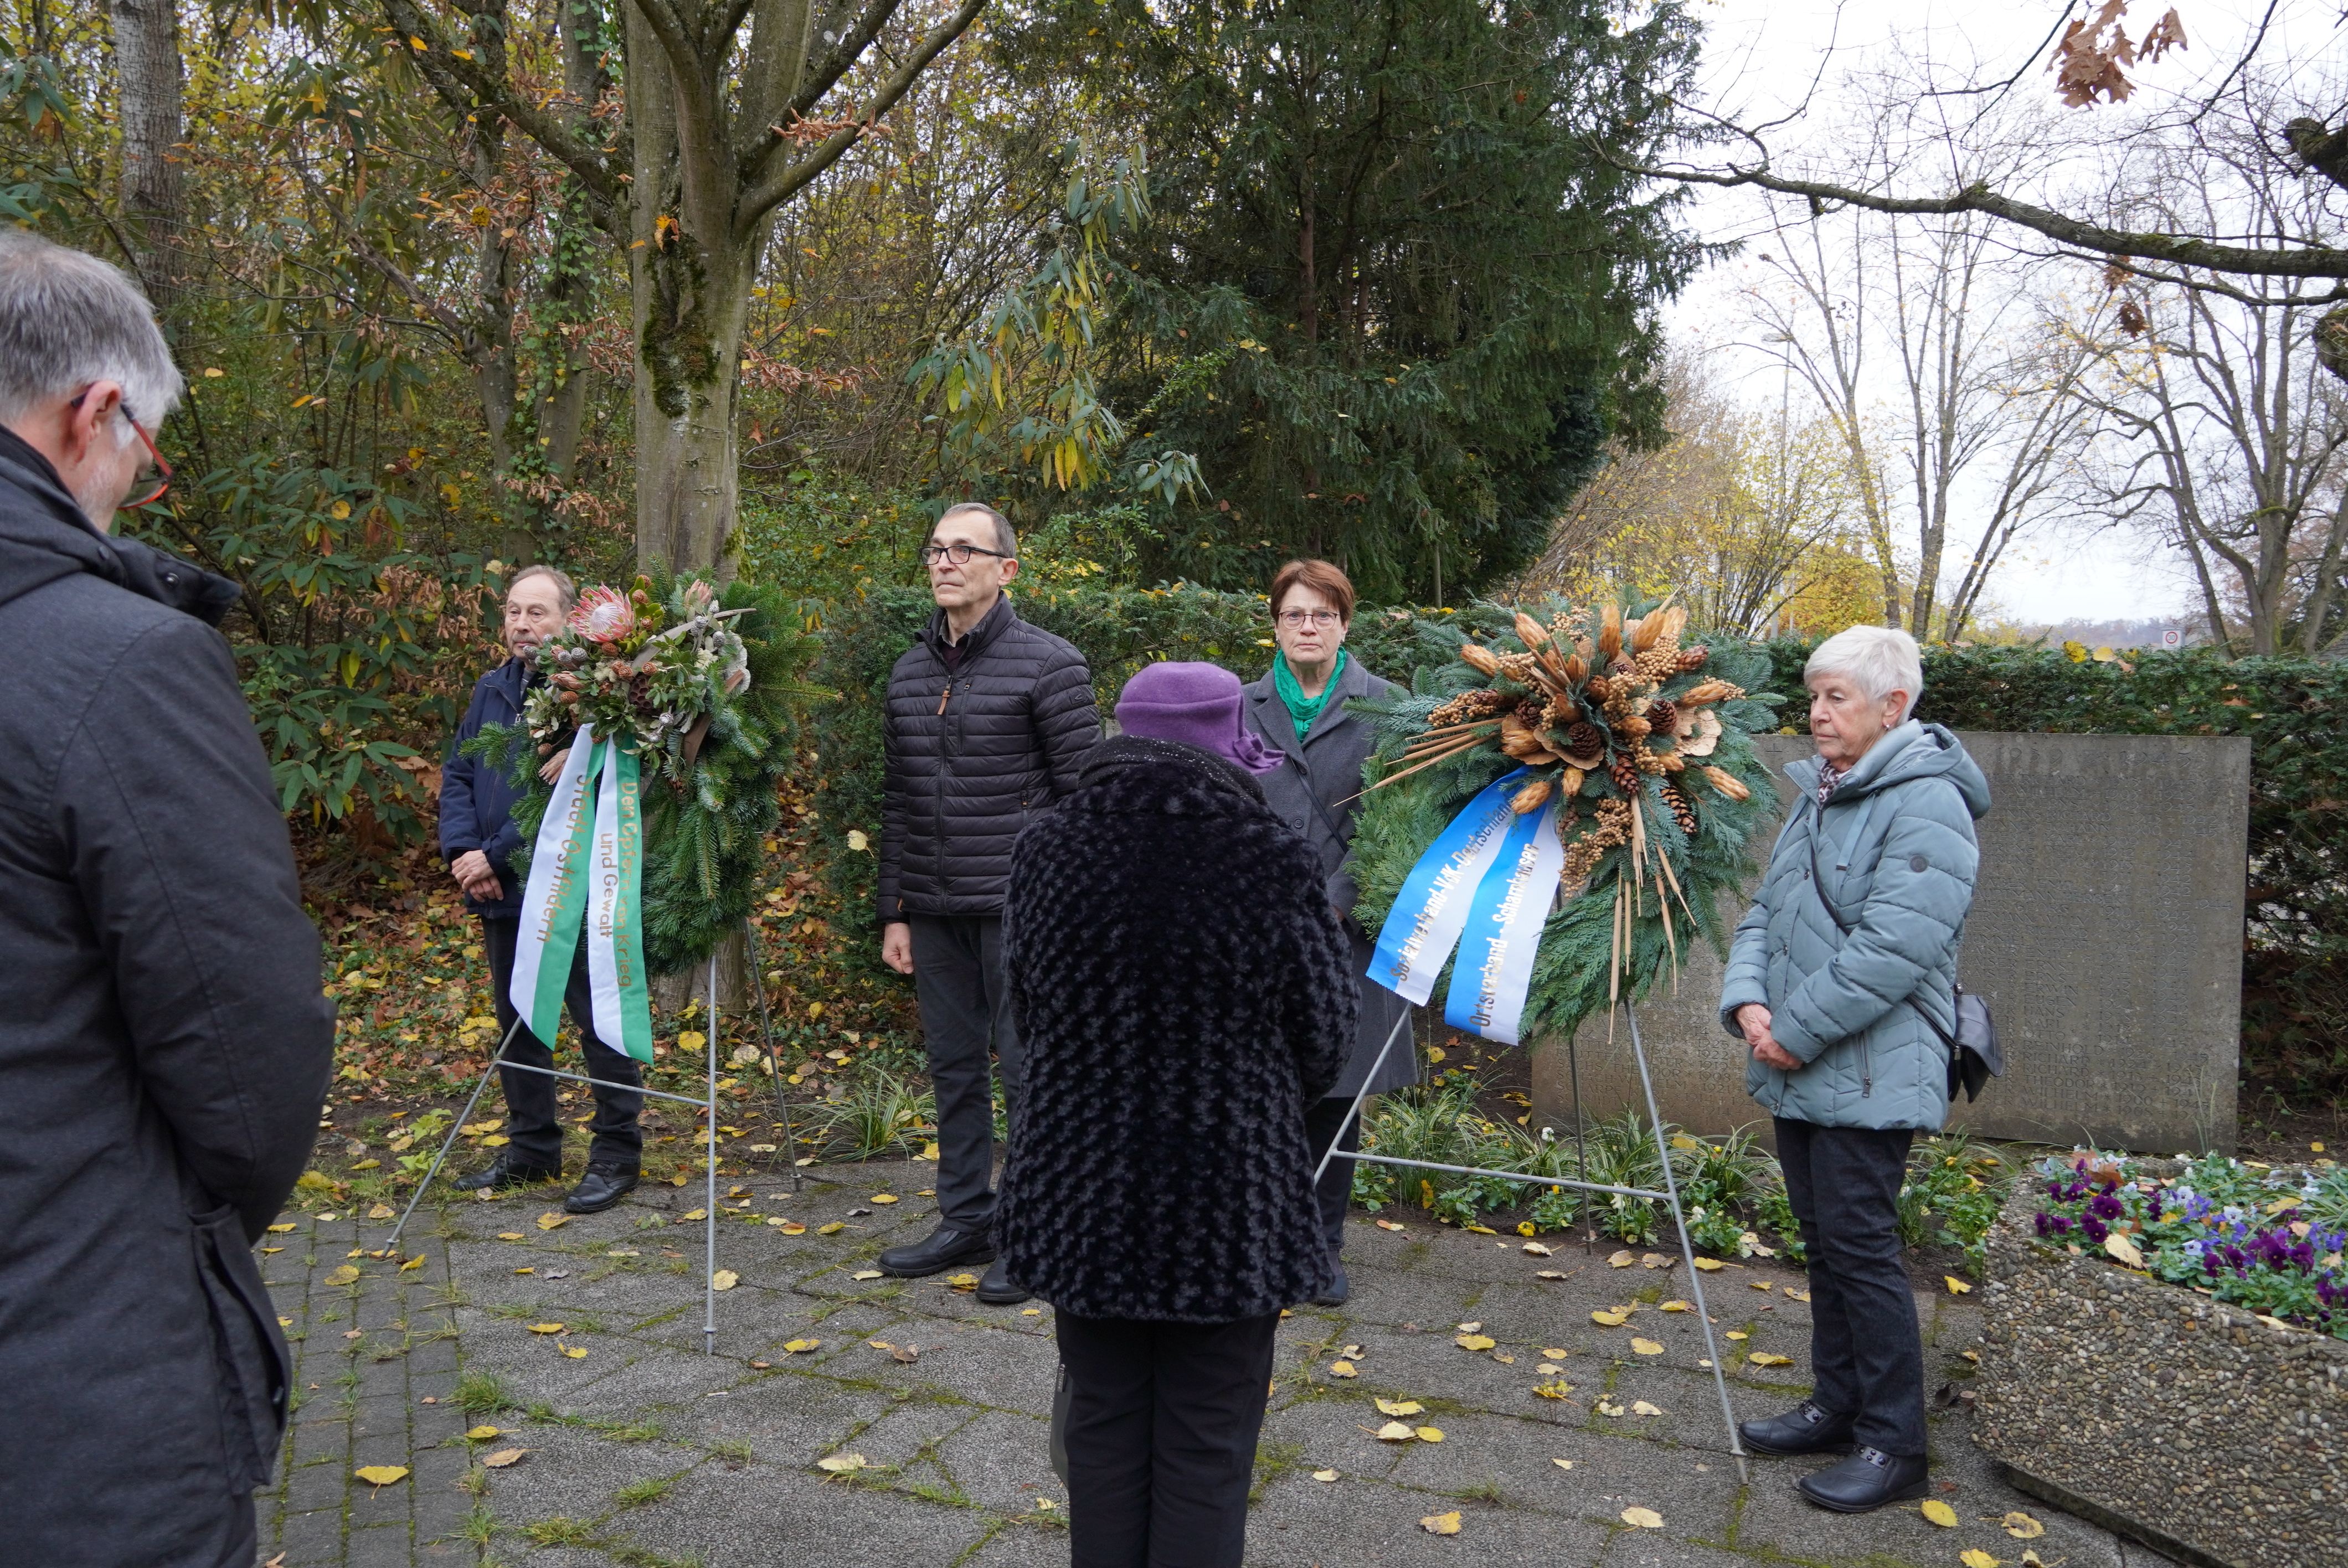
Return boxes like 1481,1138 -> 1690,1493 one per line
1768,639 -> 2348,1095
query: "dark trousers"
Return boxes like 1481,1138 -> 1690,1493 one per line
1774,1116 -> 1925,1457
482,915 -> 643,1173
1057,1312 -> 1280,1568
1301,1096 -> 1359,1250
909,914 -> 1023,1230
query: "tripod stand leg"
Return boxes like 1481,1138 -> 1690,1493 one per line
1624,999 -> 1749,1484
704,953 -> 720,1357
741,920 -> 800,1193
1569,1031 -> 1590,1243
382,1015 -> 527,1257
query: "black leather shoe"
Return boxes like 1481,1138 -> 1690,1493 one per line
975,1258 -> 1032,1306
1310,1257 -> 1350,1307
877,1224 -> 996,1278
454,1154 -> 560,1192
1739,1399 -> 1856,1457
564,1164 -> 640,1214
1796,1446 -> 1930,1513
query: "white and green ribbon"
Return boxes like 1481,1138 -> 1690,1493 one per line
509,725 -> 656,1063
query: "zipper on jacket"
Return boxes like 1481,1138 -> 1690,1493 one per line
1860,1036 -> 1873,1098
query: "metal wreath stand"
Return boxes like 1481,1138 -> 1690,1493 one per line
1316,1000 -> 1751,1482
384,920 -> 802,1356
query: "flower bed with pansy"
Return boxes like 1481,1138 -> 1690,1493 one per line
2028,1152 -> 2348,1339
1976,1154 -> 2348,1568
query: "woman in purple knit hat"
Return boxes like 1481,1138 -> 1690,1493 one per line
997,662 -> 1356,1568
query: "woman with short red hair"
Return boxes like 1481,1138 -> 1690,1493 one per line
1240,560 -> 1418,1305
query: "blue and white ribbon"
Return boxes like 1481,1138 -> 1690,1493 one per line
1367,767 -> 1565,1046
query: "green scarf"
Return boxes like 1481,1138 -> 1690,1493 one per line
1273,647 -> 1348,743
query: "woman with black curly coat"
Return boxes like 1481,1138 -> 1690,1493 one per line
997,661 -> 1356,1568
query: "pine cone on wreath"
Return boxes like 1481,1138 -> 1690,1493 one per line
1566,720 -> 1604,758
1676,647 -> 1709,672
1645,698 -> 1678,734
1608,753 -> 1640,795
1660,780 -> 1698,834
1515,697 -> 1546,726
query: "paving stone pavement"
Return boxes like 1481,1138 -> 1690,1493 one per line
256,1159 -> 2182,1568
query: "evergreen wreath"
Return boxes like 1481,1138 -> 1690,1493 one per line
1348,596 -> 1784,1041
465,572 -> 821,975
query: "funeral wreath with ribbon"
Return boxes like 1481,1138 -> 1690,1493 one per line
465,572 -> 809,1051
1347,599 -> 1783,1045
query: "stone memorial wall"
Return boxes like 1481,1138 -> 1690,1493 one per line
1528,732 -> 2251,1154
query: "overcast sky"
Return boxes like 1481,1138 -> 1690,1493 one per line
1656,0 -> 2331,629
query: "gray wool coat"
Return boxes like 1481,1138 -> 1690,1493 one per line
1718,721 -> 1990,1131
1243,656 -> 1419,1099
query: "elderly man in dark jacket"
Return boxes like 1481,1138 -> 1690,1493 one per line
439,564 -> 645,1214
0,230 -> 333,1567
1242,559 -> 1416,1306
876,502 -> 1097,1303
999,662 -> 1352,1568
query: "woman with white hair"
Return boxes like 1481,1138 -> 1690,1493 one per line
1718,625 -> 1990,1513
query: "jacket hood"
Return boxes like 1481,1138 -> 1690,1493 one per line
0,426 -> 238,625
1786,719 -> 1990,820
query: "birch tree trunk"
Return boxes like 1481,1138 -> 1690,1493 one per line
109,0 -> 186,305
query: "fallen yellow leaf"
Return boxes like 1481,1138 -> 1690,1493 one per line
1542,1347 -> 1568,1358
2002,1512 -> 2045,1539
1420,1511 -> 1461,1535
1523,1241 -> 1553,1256
1748,1352 -> 1794,1366
1692,1257 -> 1727,1271
1784,1289 -> 1811,1302
851,1268 -> 884,1281
325,1265 -> 360,1286
816,1452 -> 867,1472
946,1272 -> 979,1291
680,1209 -> 707,1221
1750,1280 -> 1774,1291
1591,1310 -> 1626,1326
1414,1425 -> 1444,1442
1375,1421 -> 1415,1440
466,1426 -> 501,1440
1535,1362 -> 1562,1374
779,1221 -> 807,1234
1621,1506 -> 1663,1528
1724,1330 -> 1748,1340
1630,1338 -> 1664,1356
1536,1269 -> 1568,1280
2104,1231 -> 2145,1268
712,1270 -> 739,1291
367,1202 -> 394,1218
1374,1399 -> 1424,1416
1312,1469 -> 1340,1482
818,1221 -> 846,1235
354,1466 -> 409,1486
1944,1276 -> 1973,1294
529,1321 -> 567,1334
1660,1299 -> 1692,1312
266,1223 -> 296,1234
1376,1219 -> 1405,1231
497,1232 -> 525,1241
536,1212 -> 570,1230
1608,1250 -> 1636,1267
871,1193 -> 899,1204
1961,1551 -> 2002,1568
784,1338 -> 821,1353
400,1255 -> 425,1272
482,1448 -> 527,1468
1552,1458 -> 1573,1469
1463,1224 -> 1496,1235
1594,1400 -> 1624,1416
1532,1380 -> 1573,1399
1630,1400 -> 1664,1416
1922,1499 -> 1959,1527
1328,1360 -> 1358,1378
1454,1333 -> 1496,1352
560,1345 -> 588,1358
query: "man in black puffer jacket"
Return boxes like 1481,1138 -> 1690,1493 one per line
0,230 -> 333,1566
876,502 -> 1097,1303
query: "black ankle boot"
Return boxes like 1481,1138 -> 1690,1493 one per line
454,1153 -> 560,1192
564,1164 -> 639,1214
877,1224 -> 996,1278
1796,1446 -> 1930,1513
1739,1399 -> 1856,1457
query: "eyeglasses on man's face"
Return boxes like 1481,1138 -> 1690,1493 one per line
68,387 -> 172,509
1276,608 -> 1341,627
920,541 -> 1011,567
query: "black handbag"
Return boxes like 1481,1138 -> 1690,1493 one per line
1806,797 -> 2003,1102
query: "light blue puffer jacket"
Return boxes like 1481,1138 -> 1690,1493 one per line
1718,721 -> 1990,1131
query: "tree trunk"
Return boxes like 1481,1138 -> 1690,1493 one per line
109,0 -> 186,305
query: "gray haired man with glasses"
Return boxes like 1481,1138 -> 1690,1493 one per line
875,502 -> 1099,1304
0,229 -> 333,1564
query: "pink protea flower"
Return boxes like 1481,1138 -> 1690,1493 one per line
569,585 -> 637,646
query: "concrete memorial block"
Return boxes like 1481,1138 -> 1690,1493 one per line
1531,732 -> 2249,1153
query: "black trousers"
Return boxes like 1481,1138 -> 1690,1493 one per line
482,915 -> 643,1173
1300,1095 -> 1359,1250
908,914 -> 1024,1230
1774,1117 -> 1925,1457
1056,1312 -> 1280,1568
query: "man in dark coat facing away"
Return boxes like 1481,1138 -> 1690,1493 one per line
0,229 -> 334,1566
875,502 -> 1098,1304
